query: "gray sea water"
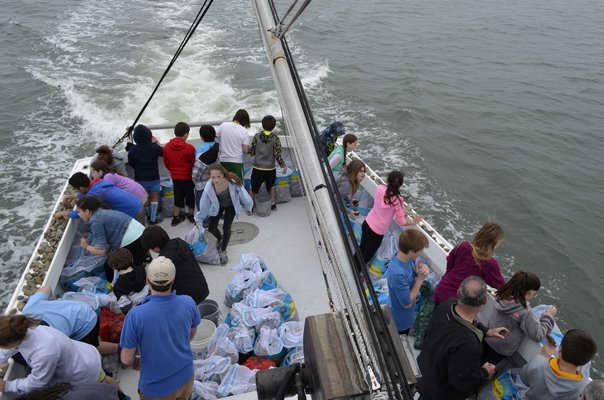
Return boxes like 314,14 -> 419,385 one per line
1,0 -> 603,374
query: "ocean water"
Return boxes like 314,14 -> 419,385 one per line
1,0 -> 603,373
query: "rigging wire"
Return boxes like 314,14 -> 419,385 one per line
274,0 -> 312,38
265,1 -> 414,398
112,0 -> 214,149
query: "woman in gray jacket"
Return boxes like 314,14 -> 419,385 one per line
483,271 -> 557,364
195,163 -> 253,265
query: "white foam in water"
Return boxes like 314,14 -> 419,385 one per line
3,0 -> 454,310
0,0 -> 332,307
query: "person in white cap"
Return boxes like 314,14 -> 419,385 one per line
119,256 -> 201,399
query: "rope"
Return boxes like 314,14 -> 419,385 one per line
112,0 -> 214,149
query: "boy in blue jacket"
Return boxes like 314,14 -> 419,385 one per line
54,172 -> 143,222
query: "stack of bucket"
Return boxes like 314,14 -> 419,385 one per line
190,299 -> 221,356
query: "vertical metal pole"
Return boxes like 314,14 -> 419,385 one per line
251,0 -> 361,303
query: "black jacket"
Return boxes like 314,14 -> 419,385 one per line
127,124 -> 164,182
417,298 -> 489,400
113,264 -> 147,301
198,142 -> 219,165
160,238 -> 210,304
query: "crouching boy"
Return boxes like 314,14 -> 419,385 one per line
520,329 -> 597,400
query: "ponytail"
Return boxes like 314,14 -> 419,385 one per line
384,170 -> 404,206
0,315 -> 41,346
495,271 -> 540,308
207,163 -> 244,187
227,172 -> 244,187
95,145 -> 114,166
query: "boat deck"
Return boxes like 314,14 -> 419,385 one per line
117,195 -> 332,398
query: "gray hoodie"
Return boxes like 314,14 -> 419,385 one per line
485,299 -> 555,356
520,355 -> 588,400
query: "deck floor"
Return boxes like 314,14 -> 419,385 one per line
118,195 -> 331,398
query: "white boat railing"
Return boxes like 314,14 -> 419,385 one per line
3,158 -> 92,317
350,151 -> 453,277
143,116 -> 283,132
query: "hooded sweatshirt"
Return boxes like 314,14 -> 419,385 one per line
520,355 -> 588,400
319,121 -> 345,155
128,125 -> 164,182
103,172 -> 148,203
163,137 -> 196,180
249,130 -> 285,170
485,299 -> 555,356
67,180 -> 141,219
159,238 -> 209,304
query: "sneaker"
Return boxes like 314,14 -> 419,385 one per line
186,213 -> 195,223
271,202 -> 277,211
247,208 -> 253,216
219,250 -> 228,266
171,215 -> 185,227
147,216 -> 163,225
215,239 -> 222,250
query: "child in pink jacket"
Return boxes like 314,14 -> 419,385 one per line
360,170 -> 422,263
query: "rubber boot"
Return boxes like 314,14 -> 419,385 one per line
149,202 -> 159,224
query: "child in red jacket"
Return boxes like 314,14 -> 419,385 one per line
163,122 -> 196,226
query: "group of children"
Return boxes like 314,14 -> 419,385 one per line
324,121 -> 598,399
4,117 -> 598,398
382,222 -> 597,399
0,111 -> 295,397
125,110 -> 287,265
54,109 -> 286,267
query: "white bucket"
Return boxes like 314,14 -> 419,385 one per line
191,319 -> 217,354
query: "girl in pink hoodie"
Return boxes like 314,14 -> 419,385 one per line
360,170 -> 422,263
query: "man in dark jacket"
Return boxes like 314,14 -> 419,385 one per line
417,276 -> 508,400
140,225 -> 209,304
